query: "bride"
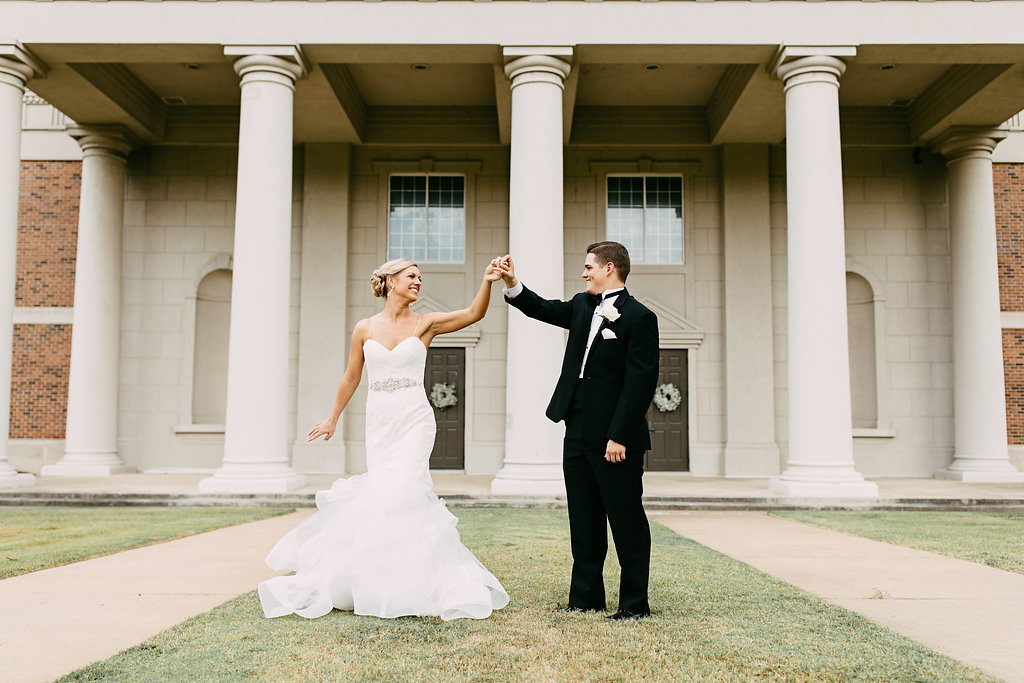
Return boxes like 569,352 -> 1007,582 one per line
258,257 -> 510,621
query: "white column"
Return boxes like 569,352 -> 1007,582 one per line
41,126 -> 133,477
0,46 -> 44,488
934,128 -> 1024,482
491,48 -> 572,496
199,47 -> 307,493
769,47 -> 878,497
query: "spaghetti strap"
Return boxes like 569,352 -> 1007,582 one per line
412,313 -> 423,339
367,316 -> 374,343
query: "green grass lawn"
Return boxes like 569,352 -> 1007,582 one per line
771,510 -> 1024,575
62,509 -> 990,681
0,506 -> 292,579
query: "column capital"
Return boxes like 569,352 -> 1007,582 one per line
66,125 -> 136,161
0,42 -> 48,89
769,45 -> 856,88
931,126 -> 1008,164
502,47 -> 572,90
224,45 -> 308,87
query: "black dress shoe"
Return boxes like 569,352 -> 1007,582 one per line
553,606 -> 602,614
606,609 -> 650,621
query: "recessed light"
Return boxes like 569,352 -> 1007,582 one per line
888,97 -> 914,107
185,63 -> 201,71
412,64 -> 429,71
161,95 -> 188,106
644,64 -> 661,71
879,64 -> 897,71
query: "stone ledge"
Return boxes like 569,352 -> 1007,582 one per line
2,490 -> 1024,512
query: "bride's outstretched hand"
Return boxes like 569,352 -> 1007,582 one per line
307,418 -> 337,442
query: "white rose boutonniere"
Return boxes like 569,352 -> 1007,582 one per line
596,299 -> 621,324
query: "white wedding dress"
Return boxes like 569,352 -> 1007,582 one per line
258,335 -> 509,621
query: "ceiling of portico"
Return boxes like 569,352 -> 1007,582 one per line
839,63 -> 950,107
346,63 -> 495,107
21,42 -> 1024,148
576,64 -> 726,107
127,62 -> 240,106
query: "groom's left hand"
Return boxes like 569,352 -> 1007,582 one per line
605,439 -> 626,463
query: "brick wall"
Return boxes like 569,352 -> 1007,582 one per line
10,324 -> 71,438
17,161 -> 79,306
997,163 -> 1024,443
1003,329 -> 1024,443
9,161 -> 80,439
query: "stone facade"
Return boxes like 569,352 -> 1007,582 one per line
9,140 -> 1024,478
117,146 -> 302,472
4,6 -> 1024,489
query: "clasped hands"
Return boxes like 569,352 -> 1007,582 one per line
489,255 -> 517,288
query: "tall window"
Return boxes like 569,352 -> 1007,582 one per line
606,176 -> 683,265
388,175 -> 465,263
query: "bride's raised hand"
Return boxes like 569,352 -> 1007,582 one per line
307,418 -> 337,442
484,259 -> 503,283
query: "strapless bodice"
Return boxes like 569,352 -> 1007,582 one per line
362,336 -> 427,391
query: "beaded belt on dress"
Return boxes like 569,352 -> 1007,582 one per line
369,377 -> 423,392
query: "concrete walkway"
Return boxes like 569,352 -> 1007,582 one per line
0,510 -> 313,683
655,512 -> 1024,682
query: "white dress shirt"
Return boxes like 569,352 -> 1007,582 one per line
504,282 -> 623,379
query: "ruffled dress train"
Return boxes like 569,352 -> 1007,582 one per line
258,337 -> 509,621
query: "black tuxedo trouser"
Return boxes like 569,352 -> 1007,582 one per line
562,391 -> 651,614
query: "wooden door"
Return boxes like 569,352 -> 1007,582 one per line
644,349 -> 689,471
424,347 -> 466,469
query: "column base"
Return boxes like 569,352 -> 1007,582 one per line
935,468 -> 1024,483
769,477 -> 879,498
198,468 -> 307,494
490,459 -> 565,496
41,453 -> 133,477
0,470 -> 35,488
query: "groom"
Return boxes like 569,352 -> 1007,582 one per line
500,242 -> 659,620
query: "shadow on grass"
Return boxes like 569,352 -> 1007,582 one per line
61,509 -> 993,681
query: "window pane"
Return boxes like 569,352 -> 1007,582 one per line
643,177 -> 683,265
427,176 -> 465,263
389,175 -> 465,264
388,176 -> 427,262
606,177 -> 645,260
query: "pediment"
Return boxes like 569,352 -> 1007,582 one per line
635,297 -> 705,349
410,294 -> 481,348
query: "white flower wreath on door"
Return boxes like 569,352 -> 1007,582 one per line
652,383 -> 682,412
429,382 -> 458,411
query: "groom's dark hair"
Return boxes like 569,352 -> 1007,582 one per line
587,241 -> 631,282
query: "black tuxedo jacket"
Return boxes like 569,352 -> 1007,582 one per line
506,284 -> 660,452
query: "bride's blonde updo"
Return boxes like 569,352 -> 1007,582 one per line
370,258 -> 418,298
